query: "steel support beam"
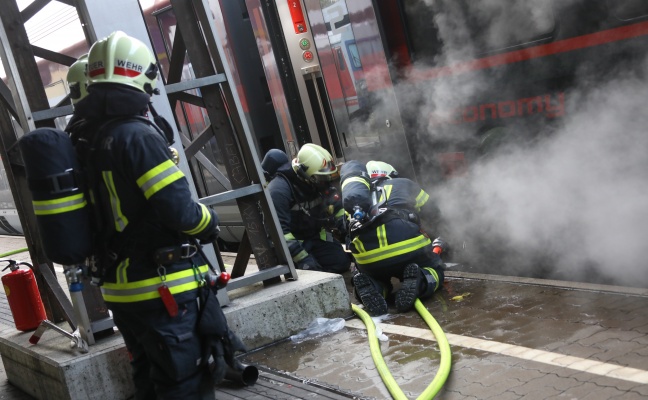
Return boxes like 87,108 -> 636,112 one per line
0,0 -> 77,326
169,0 -> 295,284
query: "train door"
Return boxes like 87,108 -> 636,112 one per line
246,0 -> 417,177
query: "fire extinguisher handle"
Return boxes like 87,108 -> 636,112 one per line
0,260 -> 33,272
0,259 -> 17,272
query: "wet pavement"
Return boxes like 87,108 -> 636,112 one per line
2,234 -> 648,399
239,270 -> 648,399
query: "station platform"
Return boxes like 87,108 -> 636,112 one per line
1,234 -> 648,399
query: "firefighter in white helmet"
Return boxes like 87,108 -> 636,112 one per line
64,54 -> 90,143
341,160 -> 447,316
66,53 -> 89,106
68,31 -> 243,399
263,143 -> 350,273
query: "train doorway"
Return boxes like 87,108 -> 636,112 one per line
247,0 -> 417,177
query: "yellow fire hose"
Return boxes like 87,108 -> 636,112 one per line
0,247 -> 29,259
351,299 -> 451,400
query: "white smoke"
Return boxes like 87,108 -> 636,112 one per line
408,1 -> 648,286
342,0 -> 648,286
436,71 -> 648,286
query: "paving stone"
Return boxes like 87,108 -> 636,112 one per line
4,238 -> 648,399
579,386 -> 630,399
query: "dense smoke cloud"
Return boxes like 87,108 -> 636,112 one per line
402,1 -> 648,287
434,70 -> 648,286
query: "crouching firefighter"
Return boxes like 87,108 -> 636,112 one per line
64,31 -> 247,399
341,160 -> 447,316
262,144 -> 350,273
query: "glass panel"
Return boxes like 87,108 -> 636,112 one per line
607,0 -> 648,20
402,0 -> 555,61
313,0 -> 417,177
320,0 -> 366,118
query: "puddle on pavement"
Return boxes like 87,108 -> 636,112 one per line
240,317 -> 483,399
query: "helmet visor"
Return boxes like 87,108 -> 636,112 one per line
311,160 -> 340,183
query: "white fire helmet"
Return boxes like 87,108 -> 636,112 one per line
87,31 -> 159,95
366,160 -> 398,180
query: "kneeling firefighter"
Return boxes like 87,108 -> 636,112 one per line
341,160 -> 447,316
63,31 -> 246,399
263,144 -> 350,273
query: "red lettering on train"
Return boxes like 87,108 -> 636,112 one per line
430,92 -> 565,126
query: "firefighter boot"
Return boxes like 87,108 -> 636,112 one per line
395,263 -> 422,313
352,273 -> 388,316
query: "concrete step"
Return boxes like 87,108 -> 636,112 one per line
0,269 -> 351,400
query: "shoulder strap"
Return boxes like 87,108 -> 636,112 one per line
275,172 -> 318,216
76,118 -> 156,270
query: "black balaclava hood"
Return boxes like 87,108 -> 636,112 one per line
262,149 -> 290,180
73,83 -> 151,120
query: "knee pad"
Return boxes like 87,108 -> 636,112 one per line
420,267 -> 440,298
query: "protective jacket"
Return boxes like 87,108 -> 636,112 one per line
349,177 -> 437,269
265,151 -> 337,263
71,85 -> 219,308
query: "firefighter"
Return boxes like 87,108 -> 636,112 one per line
262,144 -> 350,273
64,54 -> 89,141
70,31 -> 242,399
342,160 -> 446,316
66,53 -> 89,106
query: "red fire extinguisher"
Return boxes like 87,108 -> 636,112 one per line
1,260 -> 47,331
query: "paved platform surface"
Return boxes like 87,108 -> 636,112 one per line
2,235 -> 648,399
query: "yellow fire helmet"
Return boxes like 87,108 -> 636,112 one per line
66,54 -> 89,106
366,160 -> 398,180
292,143 -> 340,184
87,31 -> 159,95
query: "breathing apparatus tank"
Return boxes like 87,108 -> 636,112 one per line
340,160 -> 372,220
18,128 -> 94,265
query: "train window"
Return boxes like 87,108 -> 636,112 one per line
607,0 -> 648,21
461,0 -> 555,54
346,42 -> 362,70
401,0 -> 555,62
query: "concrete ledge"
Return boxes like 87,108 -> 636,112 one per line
0,271 -> 351,399
0,326 -> 133,400
225,270 -> 352,349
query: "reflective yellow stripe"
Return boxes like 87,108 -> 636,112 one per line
137,159 -> 184,199
423,267 -> 440,290
183,204 -> 212,235
102,171 -> 128,232
341,176 -> 369,190
351,236 -> 366,253
415,189 -> 429,210
382,184 -> 392,202
353,234 -> 431,264
101,264 -> 208,303
32,193 -> 86,215
116,258 -> 129,284
377,224 -> 388,247
319,228 -> 327,241
293,249 -> 308,262
284,232 -> 296,241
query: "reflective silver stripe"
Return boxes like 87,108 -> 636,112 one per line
101,274 -> 198,298
138,160 -> 184,199
32,194 -> 86,215
183,204 -> 211,236
116,258 -> 128,284
102,171 -> 128,232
